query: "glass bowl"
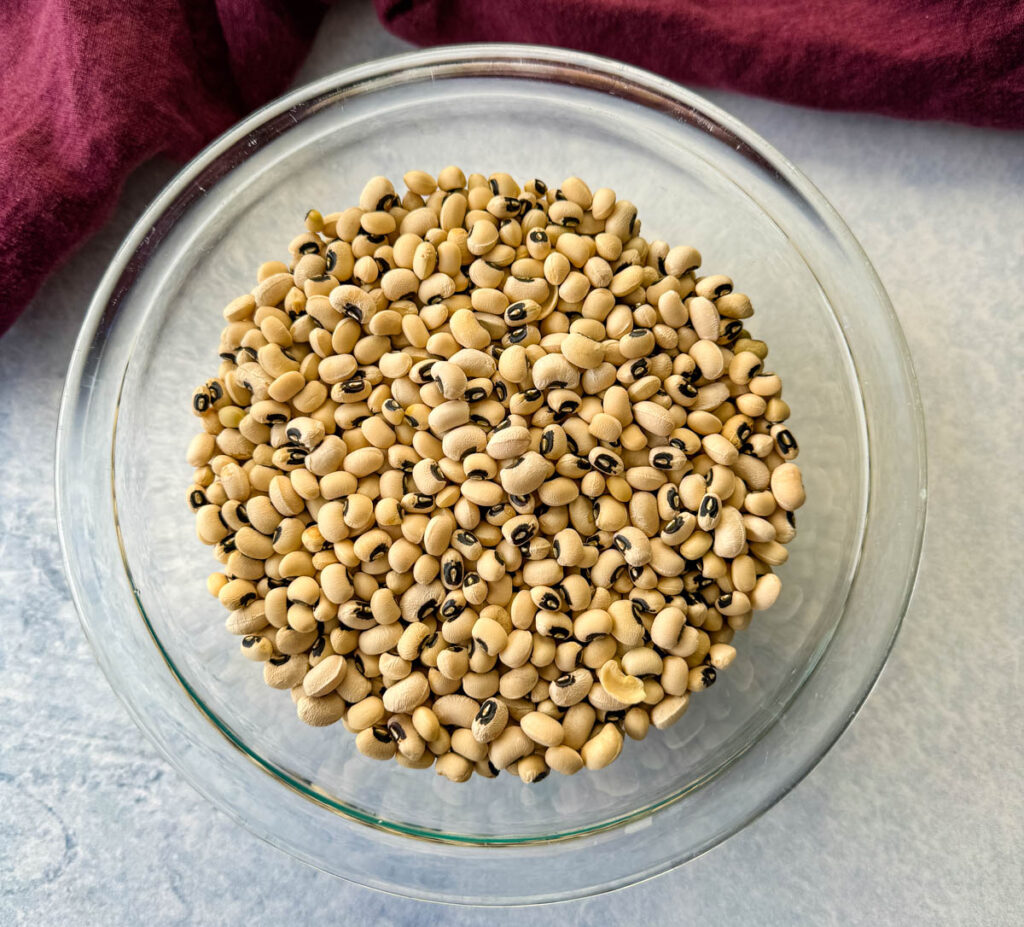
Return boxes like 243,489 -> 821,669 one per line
57,45 -> 926,905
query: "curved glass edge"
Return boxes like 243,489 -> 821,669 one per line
56,44 -> 928,905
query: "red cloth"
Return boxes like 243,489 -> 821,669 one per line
0,0 -> 324,336
376,0 -> 1024,129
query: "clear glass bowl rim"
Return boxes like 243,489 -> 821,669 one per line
56,43 -> 927,905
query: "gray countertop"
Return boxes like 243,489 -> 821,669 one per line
2,4 -> 1021,924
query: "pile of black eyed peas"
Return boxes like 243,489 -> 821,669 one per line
186,169 -> 805,783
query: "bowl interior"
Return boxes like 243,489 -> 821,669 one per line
111,68 -> 867,842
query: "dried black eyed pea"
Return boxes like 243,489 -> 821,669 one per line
356,725 -> 398,760
581,722 -> 623,770
302,654 -> 347,697
545,744 -> 584,775
296,693 -> 345,727
770,462 -> 806,511
190,169 -> 802,781
520,711 -> 564,747
651,693 -> 690,729
435,751 -> 474,782
470,697 -> 509,744
240,634 -> 274,662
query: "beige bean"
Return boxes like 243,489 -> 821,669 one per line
580,722 -> 623,770
770,462 -> 806,511
296,693 -> 345,727
382,672 -> 430,714
302,654 -> 347,697
597,660 -> 645,705
356,726 -> 398,760
651,694 -> 690,729
488,725 -> 533,769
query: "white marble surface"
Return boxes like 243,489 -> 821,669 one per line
2,3 -> 1021,924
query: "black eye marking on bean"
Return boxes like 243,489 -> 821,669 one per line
723,320 -> 743,340
441,596 -> 464,620
699,495 -> 720,520
510,524 -> 533,545
475,699 -> 497,724
776,429 -> 798,453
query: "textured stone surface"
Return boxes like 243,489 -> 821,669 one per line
1,3 -> 1021,924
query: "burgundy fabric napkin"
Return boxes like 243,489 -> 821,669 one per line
376,0 -> 1024,129
0,0 -> 325,336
